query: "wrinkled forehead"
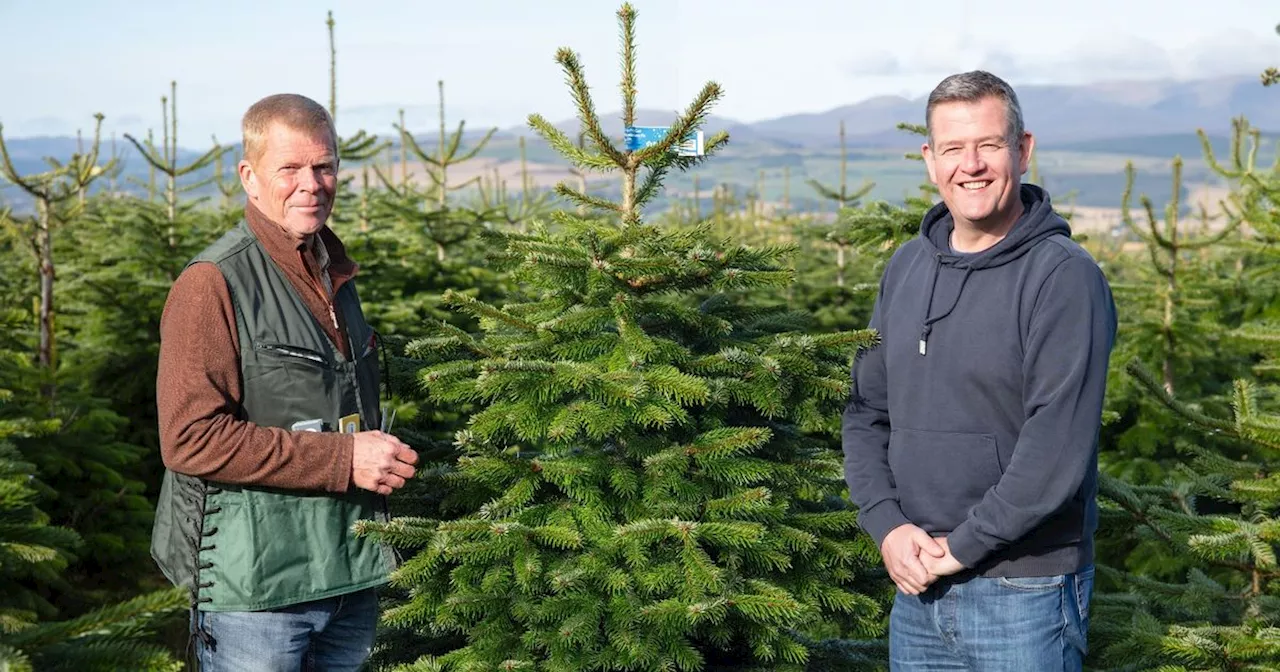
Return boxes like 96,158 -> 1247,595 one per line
252,122 -> 338,164
928,99 -> 1014,144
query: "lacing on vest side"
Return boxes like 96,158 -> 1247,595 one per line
184,481 -> 222,652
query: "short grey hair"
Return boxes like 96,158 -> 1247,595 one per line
241,93 -> 339,165
925,70 -> 1024,149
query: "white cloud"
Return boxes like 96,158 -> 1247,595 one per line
1169,29 -> 1279,79
845,30 -> 1278,85
844,50 -> 903,77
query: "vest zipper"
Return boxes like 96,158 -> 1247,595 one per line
307,256 -> 340,333
255,342 -> 327,365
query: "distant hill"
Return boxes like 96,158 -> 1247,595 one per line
0,135 -> 221,178
4,73 -> 1276,214
1053,132 -> 1280,162
425,74 -> 1280,151
738,75 -> 1280,147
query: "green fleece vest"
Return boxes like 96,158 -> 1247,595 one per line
151,220 -> 393,612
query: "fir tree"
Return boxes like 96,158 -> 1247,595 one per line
789,122 -> 932,335
804,120 -> 875,290
122,82 -> 232,248
370,80 -> 500,263
0,336 -> 185,672
1088,117 -> 1280,671
0,342 -> 74,630
1090,369 -> 1280,671
359,5 -> 890,671
358,98 -> 507,335
0,113 -> 115,377
477,136 -> 556,234
0,151 -> 174,625
1114,157 -> 1243,400
0,121 -> 161,604
1093,153 -> 1254,495
326,10 -> 393,228
56,191 -> 228,453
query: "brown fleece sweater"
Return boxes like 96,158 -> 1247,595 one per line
156,203 -> 361,493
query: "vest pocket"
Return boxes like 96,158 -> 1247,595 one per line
244,342 -> 339,428
247,491 -> 382,604
886,427 -> 1002,532
254,342 -> 330,368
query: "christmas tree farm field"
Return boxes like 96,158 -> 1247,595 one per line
353,5 -> 895,671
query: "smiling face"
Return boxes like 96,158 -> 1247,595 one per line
237,122 -> 338,241
922,95 -> 1033,234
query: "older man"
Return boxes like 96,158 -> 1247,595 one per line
842,71 -> 1116,670
151,93 -> 418,670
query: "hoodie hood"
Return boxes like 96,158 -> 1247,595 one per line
919,183 -> 1071,270
915,183 -> 1071,355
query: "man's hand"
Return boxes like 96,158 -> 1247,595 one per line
920,536 -> 966,578
351,431 -> 418,495
880,524 -> 945,595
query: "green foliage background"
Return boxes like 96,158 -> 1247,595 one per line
0,6 -> 1277,670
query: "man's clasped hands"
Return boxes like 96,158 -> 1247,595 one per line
880,523 -> 966,595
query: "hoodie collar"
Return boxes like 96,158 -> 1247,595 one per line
919,183 -> 1071,270
914,183 -> 1070,356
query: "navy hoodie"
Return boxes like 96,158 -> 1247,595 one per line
842,184 -> 1116,577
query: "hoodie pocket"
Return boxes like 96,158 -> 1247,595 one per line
887,427 -> 1002,532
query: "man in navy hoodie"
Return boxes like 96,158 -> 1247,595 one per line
842,70 -> 1116,670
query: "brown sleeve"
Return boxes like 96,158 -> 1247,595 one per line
156,262 -> 355,493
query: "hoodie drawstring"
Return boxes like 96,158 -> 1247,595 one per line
919,255 -> 942,356
920,261 -> 974,356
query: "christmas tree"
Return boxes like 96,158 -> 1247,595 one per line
0,332 -> 184,671
0,119 -> 170,605
359,5 -> 890,670
1088,117 -> 1280,670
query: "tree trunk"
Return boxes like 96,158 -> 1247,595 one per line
622,163 -> 636,223
1162,224 -> 1179,397
836,245 -> 846,288
167,172 -> 177,248
1162,283 -> 1176,397
37,198 -> 56,380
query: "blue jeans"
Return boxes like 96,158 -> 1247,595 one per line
193,588 -> 378,671
889,566 -> 1093,671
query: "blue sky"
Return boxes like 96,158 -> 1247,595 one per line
1,0 -> 1277,143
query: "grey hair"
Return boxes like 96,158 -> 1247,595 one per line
925,70 -> 1024,148
241,93 -> 339,165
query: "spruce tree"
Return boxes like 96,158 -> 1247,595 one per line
0,123 -> 161,604
359,5 -> 890,670
789,122 -> 932,335
1094,154 -> 1254,489
0,113 -> 115,376
0,335 -> 185,672
122,82 -> 232,248
1088,117 -> 1280,671
804,120 -> 874,290
326,9 -> 394,229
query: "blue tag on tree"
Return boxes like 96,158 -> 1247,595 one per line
623,126 -> 705,156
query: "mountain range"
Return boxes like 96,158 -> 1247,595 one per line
489,73 -> 1280,149
3,73 -> 1277,213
